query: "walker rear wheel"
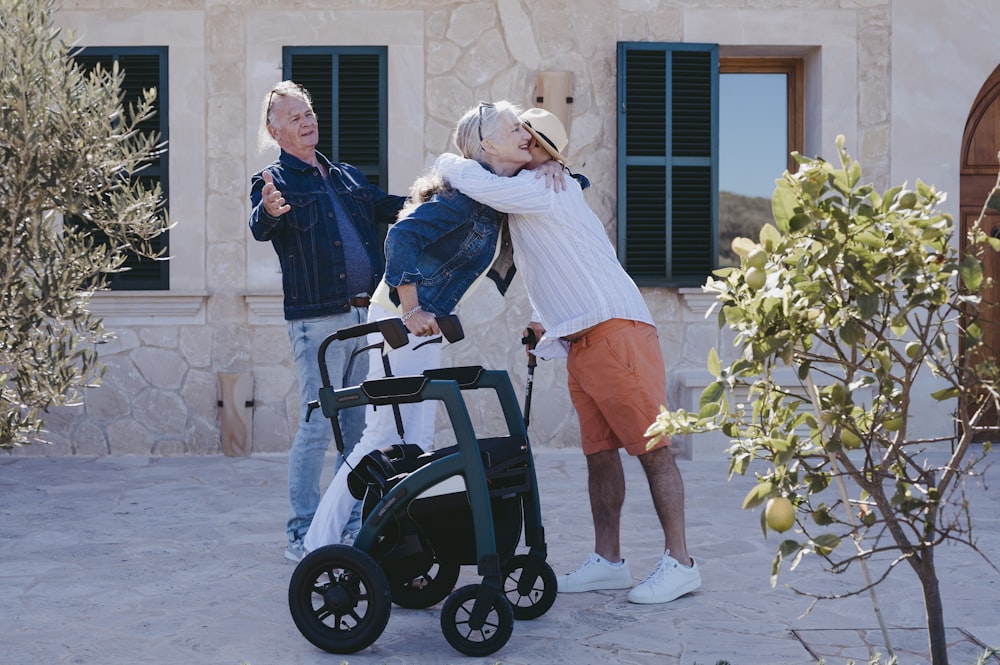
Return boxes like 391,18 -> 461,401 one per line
390,558 -> 461,609
288,545 -> 392,654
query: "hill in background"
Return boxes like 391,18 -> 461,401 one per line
719,190 -> 773,266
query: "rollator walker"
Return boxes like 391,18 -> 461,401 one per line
287,315 -> 555,657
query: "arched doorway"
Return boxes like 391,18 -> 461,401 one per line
960,63 -> 1000,438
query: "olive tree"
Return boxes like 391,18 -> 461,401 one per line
647,136 -> 999,665
1,0 -> 169,448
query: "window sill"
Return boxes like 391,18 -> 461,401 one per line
88,290 -> 208,326
243,292 -> 285,325
678,287 -> 717,318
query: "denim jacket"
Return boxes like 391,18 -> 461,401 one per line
249,150 -> 406,320
384,186 -> 515,317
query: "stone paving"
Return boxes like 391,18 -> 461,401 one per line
2,447 -> 998,665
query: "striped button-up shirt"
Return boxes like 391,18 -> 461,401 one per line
435,153 -> 653,358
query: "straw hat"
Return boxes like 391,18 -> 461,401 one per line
520,107 -> 569,165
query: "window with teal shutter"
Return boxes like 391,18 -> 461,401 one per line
283,47 -> 388,190
72,47 -> 169,290
617,42 -> 718,286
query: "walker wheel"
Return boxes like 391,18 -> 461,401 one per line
502,554 -> 557,620
440,583 -> 514,656
288,545 -> 392,654
390,558 -> 461,609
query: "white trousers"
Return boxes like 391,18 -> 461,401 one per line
303,304 -> 442,552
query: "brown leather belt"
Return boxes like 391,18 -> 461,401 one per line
349,295 -> 371,308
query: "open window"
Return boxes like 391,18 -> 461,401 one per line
617,43 -> 804,284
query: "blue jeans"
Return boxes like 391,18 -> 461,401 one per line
303,302 -> 443,552
286,309 -> 368,542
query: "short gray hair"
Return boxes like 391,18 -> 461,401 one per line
257,81 -> 313,154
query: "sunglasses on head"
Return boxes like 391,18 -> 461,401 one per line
476,102 -> 495,142
266,83 -> 308,121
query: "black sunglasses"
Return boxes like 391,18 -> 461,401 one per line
477,102 -> 496,142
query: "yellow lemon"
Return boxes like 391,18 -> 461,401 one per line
765,496 -> 796,533
898,191 -> 918,209
840,428 -> 862,449
746,267 -> 767,291
747,248 -> 768,270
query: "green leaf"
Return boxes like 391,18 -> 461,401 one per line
796,360 -> 812,380
930,386 -> 960,401
847,159 -> 862,187
811,506 -> 834,526
771,185 -> 798,232
839,319 -> 865,345
960,255 -> 984,291
759,223 -> 783,252
700,380 -> 726,410
857,293 -> 879,320
731,237 -> 758,259
805,473 -> 830,494
788,214 -> 813,232
698,401 -> 721,419
778,539 -> 802,557
964,322 -> 983,347
890,315 -> 908,337
812,533 -> 841,556
707,347 -> 721,378
742,482 -> 772,510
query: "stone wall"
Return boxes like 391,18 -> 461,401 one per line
12,0 -> 903,458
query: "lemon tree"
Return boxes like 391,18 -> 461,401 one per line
647,136 -> 1000,665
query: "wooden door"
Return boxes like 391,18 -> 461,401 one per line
960,64 -> 1000,438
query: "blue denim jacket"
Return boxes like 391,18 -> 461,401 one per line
249,151 -> 406,320
384,187 -> 515,316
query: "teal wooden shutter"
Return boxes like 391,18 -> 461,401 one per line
73,47 -> 169,290
617,42 -> 718,286
285,47 -> 387,189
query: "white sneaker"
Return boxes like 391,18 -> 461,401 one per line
284,538 -> 306,563
627,551 -> 701,604
558,553 -> 633,593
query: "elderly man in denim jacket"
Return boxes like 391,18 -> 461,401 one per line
249,81 -> 405,562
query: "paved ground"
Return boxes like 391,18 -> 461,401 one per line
2,446 -> 999,665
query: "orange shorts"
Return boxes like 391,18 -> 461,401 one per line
566,319 -> 670,456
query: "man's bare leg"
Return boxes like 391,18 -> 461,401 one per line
638,445 -> 691,565
587,448 -> 625,562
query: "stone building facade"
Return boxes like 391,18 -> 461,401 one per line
11,0 -> 997,459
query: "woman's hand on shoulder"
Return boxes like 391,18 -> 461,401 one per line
533,160 -> 567,192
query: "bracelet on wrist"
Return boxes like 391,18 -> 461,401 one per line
401,305 -> 422,323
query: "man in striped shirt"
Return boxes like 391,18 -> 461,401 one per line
434,108 -> 701,605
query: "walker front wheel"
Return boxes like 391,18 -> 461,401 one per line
439,583 -> 514,656
502,554 -> 557,620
